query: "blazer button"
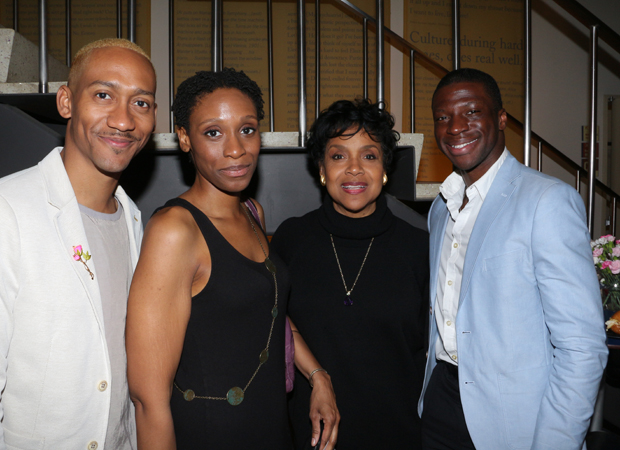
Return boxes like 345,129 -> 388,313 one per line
98,381 -> 108,392
87,441 -> 98,450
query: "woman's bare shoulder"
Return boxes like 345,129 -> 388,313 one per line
142,205 -> 201,254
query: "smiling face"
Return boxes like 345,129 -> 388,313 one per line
58,46 -> 157,178
432,81 -> 507,186
320,129 -> 385,218
176,87 -> 260,194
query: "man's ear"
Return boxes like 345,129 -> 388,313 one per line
176,126 -> 191,153
57,85 -> 72,119
498,108 -> 507,131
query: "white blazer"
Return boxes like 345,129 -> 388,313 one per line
0,148 -> 143,450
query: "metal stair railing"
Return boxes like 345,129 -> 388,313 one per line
7,0 -> 620,235
325,0 -> 620,235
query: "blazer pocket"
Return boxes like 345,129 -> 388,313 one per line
498,364 -> 550,450
4,427 -> 45,450
483,250 -> 525,272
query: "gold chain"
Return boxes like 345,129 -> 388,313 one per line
330,234 -> 374,305
174,202 -> 278,405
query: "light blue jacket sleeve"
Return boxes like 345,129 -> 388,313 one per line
530,182 -> 607,449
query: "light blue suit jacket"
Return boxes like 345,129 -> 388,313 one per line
418,152 -> 608,450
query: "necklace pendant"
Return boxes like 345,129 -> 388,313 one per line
344,292 -> 353,306
264,257 -> 277,274
183,389 -> 195,402
227,387 -> 244,406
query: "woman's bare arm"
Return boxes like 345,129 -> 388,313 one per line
289,318 -> 340,450
126,208 -> 207,450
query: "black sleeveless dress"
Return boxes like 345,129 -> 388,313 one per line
163,198 -> 292,449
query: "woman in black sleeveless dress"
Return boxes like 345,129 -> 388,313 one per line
126,69 -> 337,449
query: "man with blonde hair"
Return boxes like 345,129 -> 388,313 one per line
0,38 -> 157,449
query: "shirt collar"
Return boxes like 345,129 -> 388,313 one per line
439,148 -> 508,215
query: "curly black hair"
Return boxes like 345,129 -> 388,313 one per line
307,99 -> 399,172
433,68 -> 503,114
172,68 -> 265,131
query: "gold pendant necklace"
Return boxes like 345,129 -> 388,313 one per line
330,234 -> 374,306
174,203 -> 278,406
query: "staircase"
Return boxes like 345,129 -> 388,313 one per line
0,0 -> 619,237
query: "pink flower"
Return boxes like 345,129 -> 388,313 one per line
602,261 -> 612,270
603,235 -> 615,242
593,248 -> 604,257
611,260 -> 620,275
72,245 -> 94,280
72,245 -> 82,261
613,247 -> 620,257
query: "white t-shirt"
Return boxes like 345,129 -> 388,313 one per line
80,201 -> 136,450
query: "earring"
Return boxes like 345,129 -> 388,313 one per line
382,174 -> 388,186
320,175 -> 326,186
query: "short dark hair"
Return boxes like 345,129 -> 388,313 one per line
433,68 -> 503,113
172,68 -> 264,131
307,99 -> 400,172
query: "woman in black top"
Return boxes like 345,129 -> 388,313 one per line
271,99 -> 429,450
126,69 -> 338,449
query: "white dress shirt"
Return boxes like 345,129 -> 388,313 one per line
435,149 -> 508,365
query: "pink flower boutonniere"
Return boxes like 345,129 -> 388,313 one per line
73,245 -> 94,280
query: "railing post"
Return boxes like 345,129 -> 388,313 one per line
268,0 -> 275,131
211,0 -> 222,71
13,0 -> 18,31
128,0 -> 136,43
219,8 -> 224,68
363,18 -> 368,99
576,170 -> 581,193
117,0 -> 122,38
376,0 -> 384,105
613,197 -> 617,236
410,49 -> 415,133
587,24 -> 598,237
315,0 -> 321,119
523,0 -> 532,167
297,0 -> 307,146
169,0 -> 175,132
66,0 -> 71,66
452,0 -> 460,70
38,0 -> 48,94
537,141 -> 542,172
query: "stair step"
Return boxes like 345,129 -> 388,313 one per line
148,132 -> 438,200
0,28 -> 69,83
0,82 -> 65,94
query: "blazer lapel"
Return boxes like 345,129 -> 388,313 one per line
116,186 -> 142,269
459,153 -> 521,307
40,149 -> 105,332
429,196 -> 450,307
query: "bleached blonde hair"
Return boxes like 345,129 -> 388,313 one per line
67,38 -> 155,87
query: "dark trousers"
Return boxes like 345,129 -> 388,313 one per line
421,360 -> 476,450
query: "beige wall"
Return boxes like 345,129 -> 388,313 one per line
532,0 -> 620,236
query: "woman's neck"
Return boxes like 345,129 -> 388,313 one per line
181,179 -> 244,220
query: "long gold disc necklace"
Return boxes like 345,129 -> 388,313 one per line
330,234 -> 374,306
174,203 -> 278,406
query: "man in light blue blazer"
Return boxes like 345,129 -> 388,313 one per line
419,68 -> 607,450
